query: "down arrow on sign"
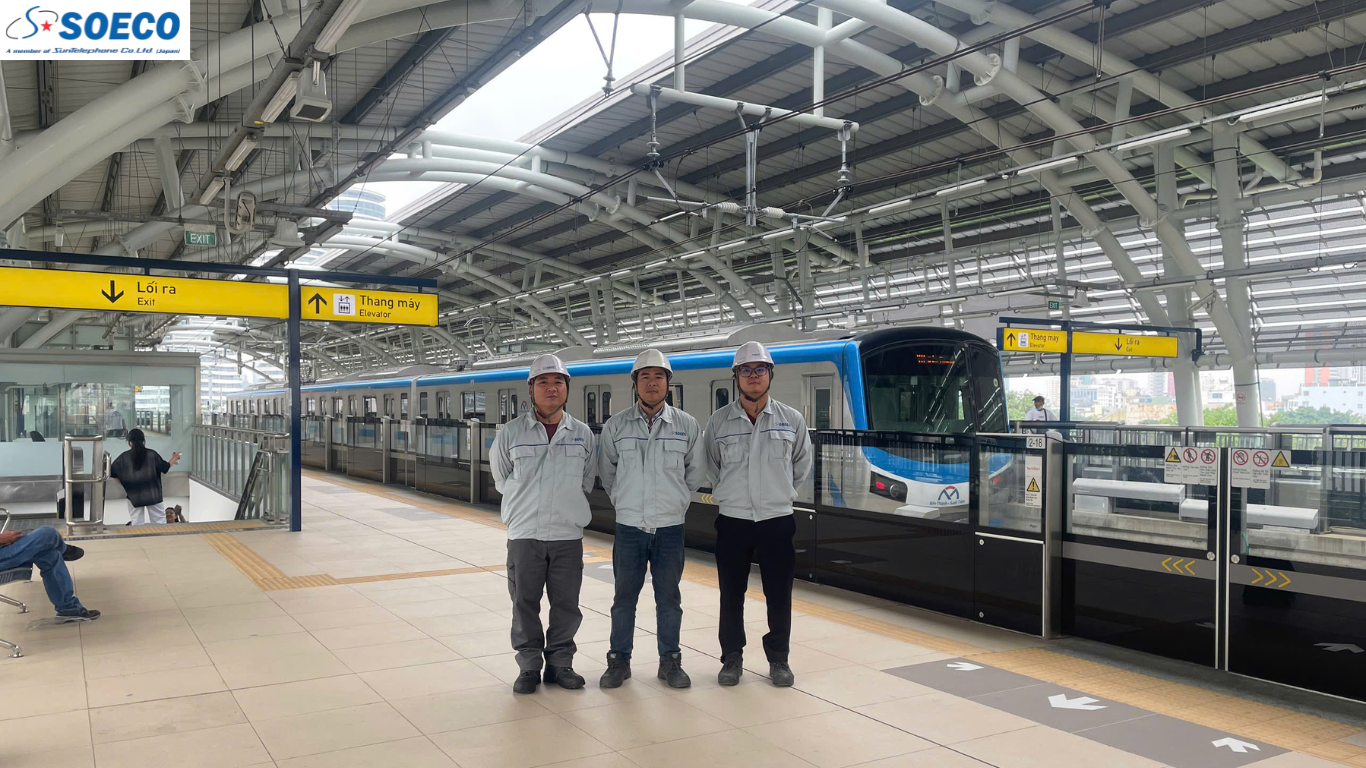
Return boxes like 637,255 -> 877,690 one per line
1048,694 -> 1106,711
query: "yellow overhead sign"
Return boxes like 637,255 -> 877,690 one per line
0,266 -> 288,319
300,287 -> 437,326
1071,331 -> 1178,358
1001,327 -> 1068,353
1001,326 -> 1178,358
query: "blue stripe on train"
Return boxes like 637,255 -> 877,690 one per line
863,448 -> 1011,484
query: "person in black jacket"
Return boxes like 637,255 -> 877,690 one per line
109,429 -> 182,526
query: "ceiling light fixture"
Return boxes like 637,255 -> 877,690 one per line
935,178 -> 988,197
1020,156 -> 1078,175
1237,93 -> 1326,123
314,0 -> 369,54
1113,127 -> 1192,152
869,198 -> 913,216
224,135 -> 259,172
198,178 -> 225,205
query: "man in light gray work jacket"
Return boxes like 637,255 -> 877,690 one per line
490,353 -> 597,694
704,341 -> 813,688
597,349 -> 706,690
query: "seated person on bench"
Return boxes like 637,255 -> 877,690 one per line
0,527 -> 99,621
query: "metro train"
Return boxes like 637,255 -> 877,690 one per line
227,326 -> 1009,517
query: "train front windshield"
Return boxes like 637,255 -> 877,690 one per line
863,342 -> 1006,433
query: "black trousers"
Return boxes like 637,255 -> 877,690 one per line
714,513 -> 795,663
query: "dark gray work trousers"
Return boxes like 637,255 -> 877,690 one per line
506,538 -> 584,671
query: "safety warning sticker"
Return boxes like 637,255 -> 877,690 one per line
1230,449 -> 1292,489
1165,446 -> 1219,485
1024,455 -> 1043,507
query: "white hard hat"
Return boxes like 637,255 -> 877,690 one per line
631,349 -> 672,377
732,341 -> 774,369
527,354 -> 571,383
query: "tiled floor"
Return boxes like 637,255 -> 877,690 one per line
0,473 -> 1362,768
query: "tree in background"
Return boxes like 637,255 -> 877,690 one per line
1268,406 -> 1366,426
1007,390 -> 1039,421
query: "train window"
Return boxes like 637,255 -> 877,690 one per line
461,392 -> 486,421
419,392 -> 429,418
364,397 -> 378,416
711,380 -> 732,412
602,389 -> 612,417
581,385 -> 610,424
863,343 -> 976,433
666,385 -> 683,409
970,348 -> 1007,432
333,398 -> 344,416
400,393 -> 409,419
306,398 -> 316,415
348,396 -> 357,416
498,388 -> 519,423
436,391 -> 449,419
586,391 -> 597,424
384,396 -> 394,417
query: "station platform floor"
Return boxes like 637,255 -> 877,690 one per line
2,472 -> 1364,768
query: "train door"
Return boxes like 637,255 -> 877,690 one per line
419,392 -> 429,418
383,395 -> 395,418
710,380 -> 733,414
400,393 -> 409,420
583,385 -> 610,425
497,388 -> 519,424
807,376 -> 839,430
435,391 -> 449,419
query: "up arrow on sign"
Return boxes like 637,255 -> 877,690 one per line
1048,694 -> 1106,711
1212,738 -> 1260,754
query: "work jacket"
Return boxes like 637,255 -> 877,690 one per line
703,398 -> 813,521
598,402 -> 706,530
490,411 -> 597,541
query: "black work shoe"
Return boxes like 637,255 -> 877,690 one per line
599,652 -> 631,689
718,655 -> 743,686
658,652 -> 691,689
769,661 -> 795,687
544,665 -> 586,690
61,545 -> 84,562
512,669 -> 540,694
54,607 -> 100,622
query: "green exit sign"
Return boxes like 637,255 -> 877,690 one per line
1048,300 -> 1061,310
185,230 -> 218,247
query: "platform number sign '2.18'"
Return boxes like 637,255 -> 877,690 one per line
1230,449 -> 1292,489
1164,446 -> 1220,485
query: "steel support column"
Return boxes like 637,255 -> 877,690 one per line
1213,123 -> 1261,427
1155,142 -> 1201,425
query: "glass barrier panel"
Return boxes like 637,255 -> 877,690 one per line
978,446 -> 1040,533
1065,444 -> 1211,551
816,431 -> 973,524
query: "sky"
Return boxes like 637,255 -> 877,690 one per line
354,12 -> 712,219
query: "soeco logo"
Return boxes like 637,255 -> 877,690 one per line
6,5 -> 181,41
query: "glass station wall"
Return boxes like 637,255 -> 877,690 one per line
0,351 -> 200,481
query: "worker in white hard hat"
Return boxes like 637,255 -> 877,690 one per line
490,353 -> 598,695
703,340 -> 812,688
597,349 -> 706,690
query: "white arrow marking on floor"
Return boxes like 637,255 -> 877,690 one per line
598,565 -> 613,569
1212,738 -> 1261,753
1316,643 -> 1364,653
1048,694 -> 1106,711
946,662 -> 983,671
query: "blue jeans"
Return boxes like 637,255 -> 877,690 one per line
0,527 -> 82,614
610,523 -> 685,658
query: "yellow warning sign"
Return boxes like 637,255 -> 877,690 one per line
1071,331 -> 1178,358
1166,448 -> 1181,463
1271,451 -> 1290,468
1001,327 -> 1068,353
301,287 -> 437,326
1026,478 -> 1040,492
0,266 -> 288,319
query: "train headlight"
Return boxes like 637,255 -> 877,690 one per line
870,473 -> 907,502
